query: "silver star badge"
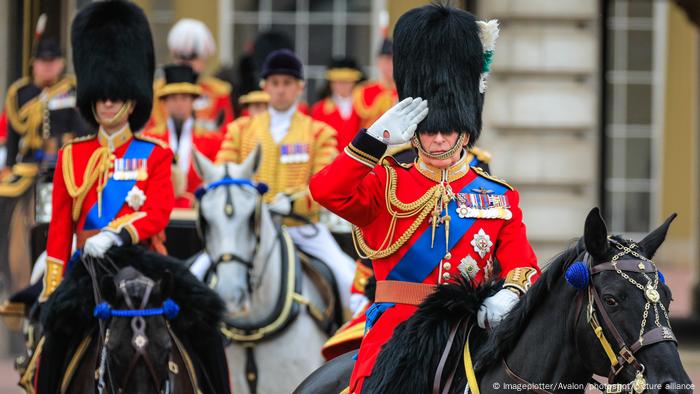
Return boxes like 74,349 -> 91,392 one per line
126,186 -> 146,211
471,228 -> 493,258
458,256 -> 480,280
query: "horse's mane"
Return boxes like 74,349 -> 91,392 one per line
474,237 -> 587,371
363,278 -> 500,393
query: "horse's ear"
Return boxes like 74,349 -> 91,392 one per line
583,207 -> 609,262
100,275 -> 117,303
192,148 -> 218,184
638,213 -> 677,259
159,270 -> 174,300
240,144 -> 262,177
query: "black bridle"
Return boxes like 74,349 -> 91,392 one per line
503,240 -> 677,394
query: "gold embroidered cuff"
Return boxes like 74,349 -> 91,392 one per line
40,257 -> 65,302
105,212 -> 147,244
503,267 -> 538,296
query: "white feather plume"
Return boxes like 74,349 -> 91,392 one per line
477,19 -> 499,52
35,13 -> 47,37
167,18 -> 216,59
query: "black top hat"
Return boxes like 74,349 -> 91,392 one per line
260,49 -> 303,80
71,0 -> 155,131
393,4 -> 484,145
158,64 -> 202,98
33,38 -> 62,60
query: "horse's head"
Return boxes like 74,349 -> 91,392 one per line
575,208 -> 691,392
193,146 -> 265,315
99,266 -> 174,393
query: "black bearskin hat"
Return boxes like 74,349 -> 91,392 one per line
394,4 -> 484,145
261,49 -> 303,80
71,0 -> 155,131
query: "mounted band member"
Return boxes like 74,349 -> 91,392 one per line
216,49 -> 356,312
144,64 -> 223,208
35,3 -> 230,393
309,5 -> 541,392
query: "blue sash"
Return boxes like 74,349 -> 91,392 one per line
83,139 -> 154,230
386,175 -> 508,283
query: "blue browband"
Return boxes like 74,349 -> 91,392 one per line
93,298 -> 180,320
194,177 -> 269,200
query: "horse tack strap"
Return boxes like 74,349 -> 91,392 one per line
432,319 -> 464,394
591,260 -> 656,274
630,326 -> 677,353
375,280 -> 436,306
502,359 -> 553,394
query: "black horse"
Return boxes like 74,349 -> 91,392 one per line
296,208 -> 692,393
36,246 -> 231,394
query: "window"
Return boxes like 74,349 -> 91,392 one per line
220,0 -> 384,104
603,0 -> 665,235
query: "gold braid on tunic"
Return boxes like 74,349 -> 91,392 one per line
352,164 -> 455,259
61,144 -> 111,221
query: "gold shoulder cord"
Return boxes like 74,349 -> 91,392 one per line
62,144 -> 111,221
351,165 -> 446,259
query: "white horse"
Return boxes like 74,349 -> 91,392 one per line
190,147 -> 329,394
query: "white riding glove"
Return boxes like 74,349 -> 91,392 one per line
84,231 -> 122,258
268,192 -> 293,216
366,97 -> 429,145
477,288 -> 519,329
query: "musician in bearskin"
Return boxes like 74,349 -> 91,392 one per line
34,2 -> 230,393
310,5 -> 541,392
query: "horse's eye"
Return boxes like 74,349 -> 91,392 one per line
604,295 -> 618,307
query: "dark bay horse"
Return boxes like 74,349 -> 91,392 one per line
296,208 -> 692,393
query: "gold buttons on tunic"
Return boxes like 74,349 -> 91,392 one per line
442,272 -> 451,280
442,262 -> 451,271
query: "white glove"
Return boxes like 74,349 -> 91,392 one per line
477,288 -> 519,329
367,97 -> 429,145
84,231 -> 122,258
268,192 -> 293,216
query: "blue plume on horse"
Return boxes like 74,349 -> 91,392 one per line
162,298 -> 180,319
94,302 -> 112,320
658,270 -> 665,284
565,262 -> 589,290
256,182 -> 269,195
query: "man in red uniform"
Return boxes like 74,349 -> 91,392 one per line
35,3 -> 230,393
145,64 -> 222,207
310,5 -> 539,392
352,38 -> 397,129
148,19 -> 235,132
311,58 -> 363,150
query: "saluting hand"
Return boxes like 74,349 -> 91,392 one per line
366,97 -> 429,145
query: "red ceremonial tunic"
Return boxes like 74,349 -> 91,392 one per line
311,97 -> 361,151
310,131 -> 540,393
144,118 -> 222,207
46,126 -> 175,271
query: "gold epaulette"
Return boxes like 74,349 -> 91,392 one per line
145,123 -> 167,136
62,134 -> 97,148
200,76 -> 232,96
468,146 -> 492,164
381,155 -> 413,170
134,133 -> 169,149
471,166 -> 513,190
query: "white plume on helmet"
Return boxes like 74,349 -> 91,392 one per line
167,18 -> 216,60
